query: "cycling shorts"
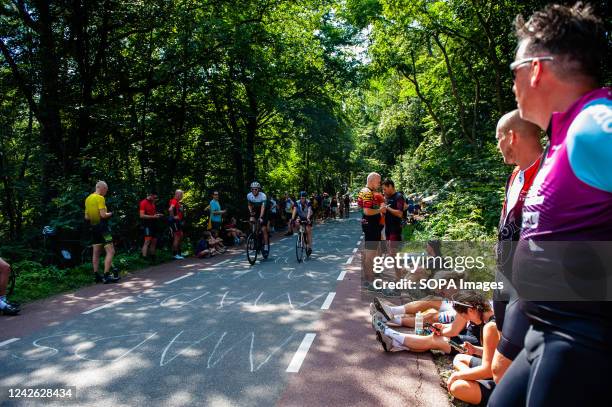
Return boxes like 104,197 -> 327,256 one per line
91,222 -> 113,246
142,222 -> 159,240
169,220 -> 184,235
362,217 -> 381,242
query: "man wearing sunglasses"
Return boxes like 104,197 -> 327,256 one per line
490,3 -> 611,407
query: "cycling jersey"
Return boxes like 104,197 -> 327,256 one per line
295,200 -> 312,219
85,193 -> 106,225
358,187 -> 382,242
514,87 -> 612,349
247,191 -> 267,207
169,198 -> 184,221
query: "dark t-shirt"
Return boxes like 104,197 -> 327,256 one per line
385,192 -> 405,234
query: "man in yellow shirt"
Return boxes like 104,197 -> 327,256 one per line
85,181 -> 119,283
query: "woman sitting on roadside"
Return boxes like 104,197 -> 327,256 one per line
446,291 -> 499,406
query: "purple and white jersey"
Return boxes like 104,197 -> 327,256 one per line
521,88 -> 612,241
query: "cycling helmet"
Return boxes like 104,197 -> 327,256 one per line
250,181 -> 261,189
299,191 -> 307,198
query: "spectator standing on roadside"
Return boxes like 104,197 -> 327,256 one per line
169,189 -> 186,260
209,191 -> 226,232
139,192 -> 164,261
85,181 -> 119,283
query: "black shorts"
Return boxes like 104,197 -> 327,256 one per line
476,379 -> 495,406
142,222 -> 159,239
169,220 -> 184,233
362,218 -> 381,242
211,221 -> 222,231
91,222 -> 113,246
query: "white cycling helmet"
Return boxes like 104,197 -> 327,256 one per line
250,181 -> 261,189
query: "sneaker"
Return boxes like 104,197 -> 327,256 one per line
369,303 -> 389,321
371,312 -> 387,334
306,248 -> 312,256
372,315 -> 391,352
112,266 -> 120,279
94,273 -> 104,283
261,249 -> 269,258
0,302 -> 20,316
103,273 -> 120,284
373,297 -> 394,321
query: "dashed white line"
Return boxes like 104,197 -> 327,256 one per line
320,292 -> 336,310
352,247 -> 358,253
215,259 -> 231,266
0,338 -> 20,347
286,333 -> 316,373
165,272 -> 194,285
82,296 -> 133,315
337,269 -> 347,280
346,255 -> 354,264
198,267 -> 216,271
180,264 -> 197,268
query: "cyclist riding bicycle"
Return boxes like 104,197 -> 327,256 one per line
247,181 -> 270,257
292,191 -> 314,256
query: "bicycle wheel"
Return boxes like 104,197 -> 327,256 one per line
295,232 -> 305,263
7,267 -> 16,296
246,233 -> 258,265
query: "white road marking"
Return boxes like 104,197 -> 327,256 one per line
346,255 -> 354,264
82,296 -> 133,315
165,273 -> 194,285
337,270 -> 347,280
198,267 -> 216,271
180,264 -> 197,268
0,338 -> 20,347
286,333 -> 316,373
215,259 -> 231,266
352,247 -> 358,253
320,292 -> 336,310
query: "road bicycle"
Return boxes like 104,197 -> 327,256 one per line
295,221 -> 311,263
246,219 -> 270,265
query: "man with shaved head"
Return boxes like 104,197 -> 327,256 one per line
84,181 -> 119,284
488,110 -> 542,398
358,172 -> 384,289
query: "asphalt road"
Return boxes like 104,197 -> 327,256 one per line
0,216 -> 367,407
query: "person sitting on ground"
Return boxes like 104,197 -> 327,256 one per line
371,296 -> 457,328
372,308 -> 474,354
0,258 -> 19,316
208,230 -> 225,254
224,217 -> 245,245
195,234 -> 213,258
446,292 -> 499,406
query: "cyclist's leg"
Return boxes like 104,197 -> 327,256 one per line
92,244 -> 103,274
104,243 -> 115,274
149,237 -> 158,256
0,258 -> 10,297
261,225 -> 269,245
142,235 -> 152,257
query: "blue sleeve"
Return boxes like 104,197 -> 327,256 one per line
566,98 -> 612,192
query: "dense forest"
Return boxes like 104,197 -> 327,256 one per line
1,0 -> 610,260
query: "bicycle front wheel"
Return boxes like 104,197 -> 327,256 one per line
246,233 -> 258,265
296,233 -> 305,263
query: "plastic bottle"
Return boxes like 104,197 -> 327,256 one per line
415,311 -> 424,335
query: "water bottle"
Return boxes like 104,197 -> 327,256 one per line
415,311 -> 424,335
